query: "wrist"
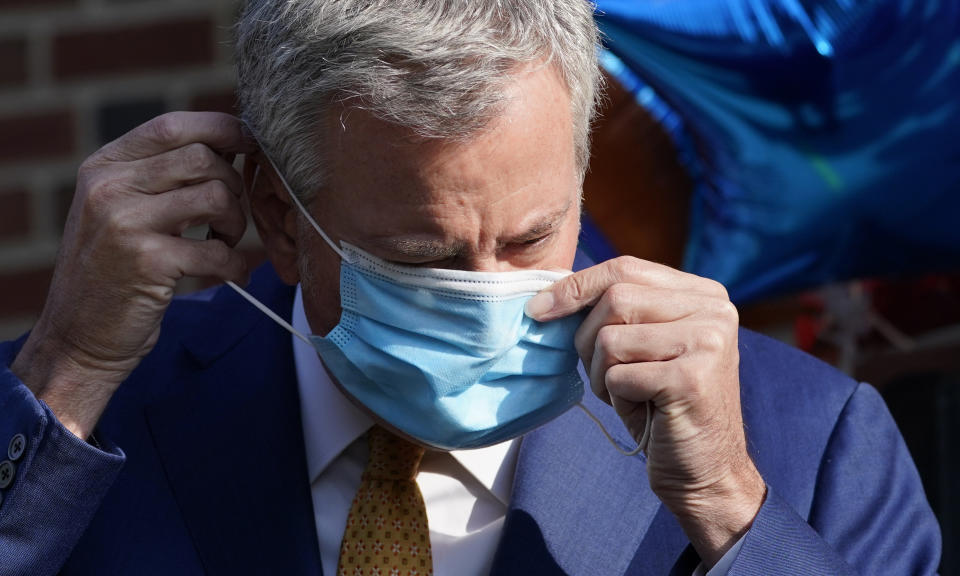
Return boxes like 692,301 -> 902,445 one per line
664,461 -> 766,568
11,326 -> 126,440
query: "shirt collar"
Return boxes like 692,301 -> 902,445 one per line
292,286 -> 372,483
292,285 -> 516,506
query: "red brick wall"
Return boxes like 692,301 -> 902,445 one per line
0,0 -> 249,340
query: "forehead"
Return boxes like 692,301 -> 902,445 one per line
317,64 -> 579,233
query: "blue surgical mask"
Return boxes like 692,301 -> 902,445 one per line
229,149 -> 648,453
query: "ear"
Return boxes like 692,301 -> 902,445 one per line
245,153 -> 300,285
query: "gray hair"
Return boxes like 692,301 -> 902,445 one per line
235,0 -> 602,201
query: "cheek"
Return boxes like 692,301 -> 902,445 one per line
298,236 -> 344,337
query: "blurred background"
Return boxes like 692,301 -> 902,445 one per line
0,0 -> 957,572
0,0 -> 263,340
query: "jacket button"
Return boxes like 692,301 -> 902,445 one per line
0,460 -> 14,489
8,434 -> 26,462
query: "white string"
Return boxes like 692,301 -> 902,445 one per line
226,280 -> 313,347
255,154 -> 348,261
577,400 -> 652,457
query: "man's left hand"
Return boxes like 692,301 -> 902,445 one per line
525,256 -> 766,567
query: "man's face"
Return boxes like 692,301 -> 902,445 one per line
293,63 -> 582,335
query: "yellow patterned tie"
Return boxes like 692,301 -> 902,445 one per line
337,426 -> 433,576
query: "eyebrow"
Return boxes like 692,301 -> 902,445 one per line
370,201 -> 573,260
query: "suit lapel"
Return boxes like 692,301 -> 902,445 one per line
144,269 -> 323,576
491,385 -> 689,576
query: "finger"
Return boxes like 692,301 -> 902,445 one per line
575,284 -> 723,368
586,323 -> 688,402
603,360 -> 671,405
97,112 -> 256,163
610,395 -> 651,445
120,142 -> 244,197
147,181 -> 247,247
156,235 -> 248,284
526,256 -> 728,322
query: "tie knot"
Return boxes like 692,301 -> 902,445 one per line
364,426 -> 425,481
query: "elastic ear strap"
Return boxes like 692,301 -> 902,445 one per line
255,146 -> 348,261
577,400 -> 652,457
226,280 -> 313,346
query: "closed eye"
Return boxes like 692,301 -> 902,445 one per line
520,234 -> 550,247
504,231 -> 555,254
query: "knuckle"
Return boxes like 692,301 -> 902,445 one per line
201,181 -> 230,214
594,325 -> 620,362
603,282 -> 633,314
707,278 -> 730,299
717,300 -> 739,323
77,157 -> 98,180
563,273 -> 587,303
130,236 -> 162,274
603,363 -> 630,396
147,113 -> 182,144
83,179 -> 122,222
612,255 -> 645,280
80,179 -> 105,210
696,326 -> 727,352
185,143 -> 216,174
101,205 -> 129,234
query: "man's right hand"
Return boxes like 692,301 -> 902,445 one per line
10,112 -> 254,440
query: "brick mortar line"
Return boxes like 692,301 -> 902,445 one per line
26,18 -> 51,90
0,66 -> 237,112
0,3 -> 232,36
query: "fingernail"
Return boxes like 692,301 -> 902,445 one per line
525,291 -> 555,319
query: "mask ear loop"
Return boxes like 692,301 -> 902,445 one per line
238,126 -> 349,261
256,154 -> 349,262
223,154 -> 331,348
576,400 -> 652,456
227,278 -> 313,347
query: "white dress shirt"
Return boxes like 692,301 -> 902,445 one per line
293,287 -> 518,576
291,286 -> 742,576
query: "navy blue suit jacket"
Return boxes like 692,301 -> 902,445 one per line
0,263 -> 941,575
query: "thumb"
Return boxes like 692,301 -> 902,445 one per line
524,263 -> 618,321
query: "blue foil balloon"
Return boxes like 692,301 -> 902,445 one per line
594,0 -> 960,302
